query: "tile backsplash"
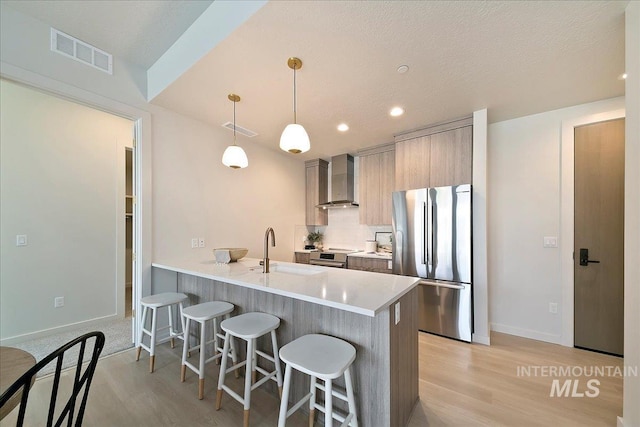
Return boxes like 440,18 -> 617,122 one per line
294,208 -> 392,251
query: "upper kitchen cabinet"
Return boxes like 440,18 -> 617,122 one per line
429,125 -> 472,187
305,159 -> 328,226
358,143 -> 395,225
394,116 -> 472,190
395,135 -> 431,190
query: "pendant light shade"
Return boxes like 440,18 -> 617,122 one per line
222,144 -> 248,169
280,124 -> 310,154
222,94 -> 248,169
280,57 -> 310,154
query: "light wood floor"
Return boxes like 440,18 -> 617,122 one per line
1,332 -> 622,426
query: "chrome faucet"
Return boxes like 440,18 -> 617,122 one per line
263,227 -> 276,273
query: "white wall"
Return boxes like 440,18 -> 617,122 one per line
623,3 -> 640,426
0,4 -> 306,340
0,79 -> 133,341
488,96 -> 625,344
150,104 -> 305,263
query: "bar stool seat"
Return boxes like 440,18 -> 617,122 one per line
181,301 -> 236,399
216,312 -> 284,427
136,292 -> 188,373
278,334 -> 358,427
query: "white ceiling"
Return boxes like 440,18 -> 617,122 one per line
2,0 -> 213,69
4,1 -> 628,161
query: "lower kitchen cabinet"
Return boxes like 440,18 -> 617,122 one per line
347,256 -> 392,274
295,252 -> 310,264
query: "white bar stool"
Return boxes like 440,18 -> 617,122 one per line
136,292 -> 188,373
278,334 -> 358,427
216,312 -> 284,427
180,300 -> 236,399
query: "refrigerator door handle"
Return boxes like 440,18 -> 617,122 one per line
395,231 -> 404,275
422,201 -> 427,266
419,280 -> 465,290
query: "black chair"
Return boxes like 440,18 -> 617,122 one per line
0,331 -> 105,426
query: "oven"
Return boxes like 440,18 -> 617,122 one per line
309,250 -> 351,268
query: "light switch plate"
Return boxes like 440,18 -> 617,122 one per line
16,234 -> 27,246
198,238 -> 205,248
549,302 -> 558,314
191,238 -> 198,249
543,236 -> 558,248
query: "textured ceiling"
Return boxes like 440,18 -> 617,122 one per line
2,0 -> 213,69
4,1 -> 628,161
152,0 -> 627,160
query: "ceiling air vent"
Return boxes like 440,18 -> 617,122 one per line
50,28 -> 112,75
222,122 -> 258,138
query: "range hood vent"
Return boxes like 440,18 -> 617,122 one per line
317,154 -> 359,209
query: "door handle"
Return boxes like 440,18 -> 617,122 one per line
579,248 -> 600,266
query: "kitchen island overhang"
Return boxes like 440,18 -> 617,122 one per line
152,258 -> 420,426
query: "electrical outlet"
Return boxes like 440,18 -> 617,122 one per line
191,238 -> 198,249
198,238 -> 205,248
16,235 -> 28,246
549,302 -> 558,314
54,297 -> 64,308
395,302 -> 401,325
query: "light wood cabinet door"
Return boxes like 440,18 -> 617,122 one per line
294,252 -> 310,264
429,126 -> 472,187
347,257 -> 392,274
358,146 -> 395,225
395,135 -> 430,191
305,159 -> 328,226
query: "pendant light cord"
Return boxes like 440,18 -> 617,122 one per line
233,99 -> 237,144
293,66 -> 297,124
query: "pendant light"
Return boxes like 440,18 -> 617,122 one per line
222,94 -> 248,169
280,57 -> 310,154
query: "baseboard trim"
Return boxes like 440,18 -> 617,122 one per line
491,323 -> 562,345
472,333 -> 491,345
0,314 -> 122,346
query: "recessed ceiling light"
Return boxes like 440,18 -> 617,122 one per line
397,65 -> 409,74
619,73 -> 627,80
622,73 -> 628,79
337,123 -> 349,132
390,106 -> 404,117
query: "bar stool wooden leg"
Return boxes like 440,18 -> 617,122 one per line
344,367 -> 358,427
181,317 -> 191,382
168,305 -> 175,348
309,375 -> 317,427
216,332 -> 231,410
243,338 -> 254,427
198,319 -> 207,399
270,330 -> 284,398
136,306 -> 148,361
277,364 -> 293,427
325,379 -> 333,427
149,307 -> 158,373
229,335 -> 239,379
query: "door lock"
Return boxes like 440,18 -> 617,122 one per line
579,248 -> 600,266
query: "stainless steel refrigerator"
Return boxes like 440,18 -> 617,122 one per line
392,184 -> 472,342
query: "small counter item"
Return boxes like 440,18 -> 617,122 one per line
365,240 -> 377,253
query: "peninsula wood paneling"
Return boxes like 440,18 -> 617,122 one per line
176,272 -> 419,426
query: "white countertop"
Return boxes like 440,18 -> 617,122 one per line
347,252 -> 392,260
152,258 -> 418,317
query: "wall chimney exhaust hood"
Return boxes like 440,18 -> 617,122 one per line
317,154 -> 359,209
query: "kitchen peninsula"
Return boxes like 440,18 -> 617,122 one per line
152,258 -> 419,426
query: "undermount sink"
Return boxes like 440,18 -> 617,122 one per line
250,263 -> 323,276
